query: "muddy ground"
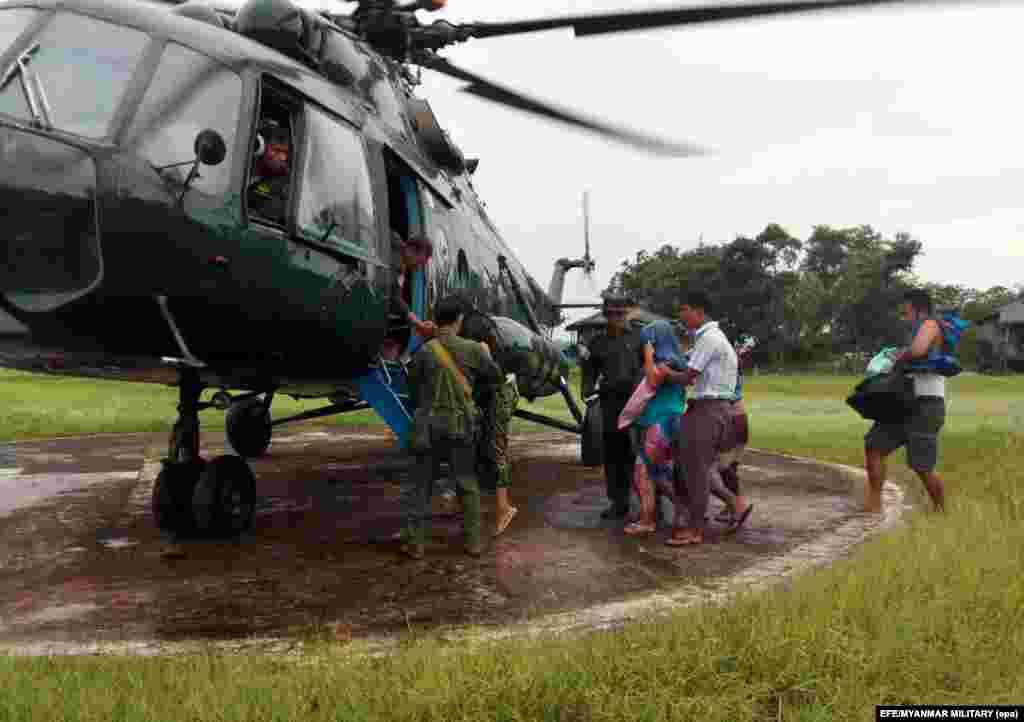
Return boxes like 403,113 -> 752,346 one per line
0,426 -> 903,655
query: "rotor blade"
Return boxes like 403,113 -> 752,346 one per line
466,0 -> 949,39
422,56 -> 708,157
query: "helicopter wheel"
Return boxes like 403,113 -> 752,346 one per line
192,455 -> 257,538
153,458 -> 205,536
225,395 -> 273,458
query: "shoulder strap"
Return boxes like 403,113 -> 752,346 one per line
427,339 -> 473,401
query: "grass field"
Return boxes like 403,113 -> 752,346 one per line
1,369 -> 1023,721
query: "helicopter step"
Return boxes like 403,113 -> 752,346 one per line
153,366 -> 256,538
354,360 -> 413,448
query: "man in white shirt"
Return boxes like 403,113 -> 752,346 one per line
662,290 -> 745,546
863,289 -> 947,513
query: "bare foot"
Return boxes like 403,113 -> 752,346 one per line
624,520 -> 656,535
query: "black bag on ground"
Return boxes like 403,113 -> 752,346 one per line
846,371 -> 916,424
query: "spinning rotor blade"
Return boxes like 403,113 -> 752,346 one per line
465,0 -> 951,39
422,56 -> 708,157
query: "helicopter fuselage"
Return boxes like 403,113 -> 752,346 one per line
0,0 -> 561,398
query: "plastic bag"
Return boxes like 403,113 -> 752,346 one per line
865,347 -> 900,378
617,379 -> 657,430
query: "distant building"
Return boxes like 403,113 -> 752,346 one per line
975,299 -> 1024,371
565,307 -> 671,348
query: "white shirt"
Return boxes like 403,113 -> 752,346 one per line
687,321 -> 738,400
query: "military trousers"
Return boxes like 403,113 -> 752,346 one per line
402,434 -> 481,548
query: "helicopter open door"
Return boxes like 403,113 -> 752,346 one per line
383,151 -> 427,354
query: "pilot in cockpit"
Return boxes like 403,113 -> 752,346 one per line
248,118 -> 290,224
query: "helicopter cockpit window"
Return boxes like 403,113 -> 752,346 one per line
122,43 -> 241,196
0,11 -> 148,139
296,106 -> 376,256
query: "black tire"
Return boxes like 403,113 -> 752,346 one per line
192,455 -> 257,538
581,400 -> 604,467
152,459 -> 205,535
225,397 -> 272,459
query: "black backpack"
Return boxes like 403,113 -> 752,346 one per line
845,371 -> 916,424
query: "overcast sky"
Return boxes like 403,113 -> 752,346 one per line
371,0 -> 1024,326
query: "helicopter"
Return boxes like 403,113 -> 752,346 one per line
0,0 -> 983,539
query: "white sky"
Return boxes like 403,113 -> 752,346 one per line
384,0 -> 1024,328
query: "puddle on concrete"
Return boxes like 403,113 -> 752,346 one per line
0,471 -> 138,517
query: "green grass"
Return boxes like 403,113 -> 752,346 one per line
2,370 -> 1024,721
0,368 -> 579,442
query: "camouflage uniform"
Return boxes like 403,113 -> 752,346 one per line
403,329 -> 500,548
478,371 -> 520,488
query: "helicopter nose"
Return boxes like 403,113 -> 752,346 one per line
0,127 -> 101,312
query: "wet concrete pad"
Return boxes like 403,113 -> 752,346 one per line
0,426 -> 907,655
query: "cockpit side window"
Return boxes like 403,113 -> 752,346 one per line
122,42 -> 242,196
247,81 -> 297,229
0,11 -> 149,139
296,104 -> 376,256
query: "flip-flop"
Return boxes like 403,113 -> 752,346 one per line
623,522 -> 656,536
725,504 -> 754,535
665,534 -> 702,546
494,506 -> 517,537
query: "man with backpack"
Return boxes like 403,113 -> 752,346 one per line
863,289 -> 960,513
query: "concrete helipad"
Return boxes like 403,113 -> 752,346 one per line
0,426 -> 907,656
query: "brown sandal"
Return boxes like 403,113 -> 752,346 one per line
665,533 -> 703,546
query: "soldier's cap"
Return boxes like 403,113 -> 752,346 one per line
601,292 -> 635,309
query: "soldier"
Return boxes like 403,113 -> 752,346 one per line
247,119 -> 291,224
382,232 -> 437,360
580,294 -> 646,520
400,294 -> 501,559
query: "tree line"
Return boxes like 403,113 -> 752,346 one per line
607,223 -> 1022,368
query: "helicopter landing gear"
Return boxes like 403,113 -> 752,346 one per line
225,393 -> 273,458
192,455 -> 256,537
152,367 -> 256,538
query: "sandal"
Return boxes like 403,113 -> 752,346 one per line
623,521 -> 656,536
494,506 -> 517,537
665,533 -> 702,546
